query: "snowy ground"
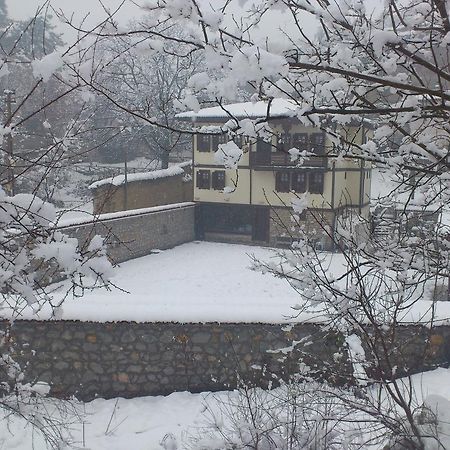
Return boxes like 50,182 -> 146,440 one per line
5,242 -> 303,323
1,367 -> 450,450
2,241 -> 449,325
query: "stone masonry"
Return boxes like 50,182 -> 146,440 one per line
2,320 -> 449,402
59,203 -> 195,264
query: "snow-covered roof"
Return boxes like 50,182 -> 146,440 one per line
89,161 -> 191,190
176,99 -> 298,121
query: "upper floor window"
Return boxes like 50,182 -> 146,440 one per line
275,171 -> 290,193
310,133 -> 325,155
212,170 -> 225,190
292,133 -> 308,151
277,133 -> 291,153
309,172 -> 324,194
233,135 -> 244,148
212,133 -> 228,151
196,170 -> 210,189
292,172 -> 307,193
197,135 -> 211,152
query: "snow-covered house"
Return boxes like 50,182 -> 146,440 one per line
177,100 -> 372,249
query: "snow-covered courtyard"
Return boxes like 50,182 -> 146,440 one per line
6,242 -> 303,323
4,241 -> 449,326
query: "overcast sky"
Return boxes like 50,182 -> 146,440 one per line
6,0 -> 145,41
9,2 -> 318,56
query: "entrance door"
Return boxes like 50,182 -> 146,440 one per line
252,207 -> 270,242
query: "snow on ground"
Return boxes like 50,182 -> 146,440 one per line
4,242 -> 306,323
1,367 -> 450,450
2,241 -> 449,325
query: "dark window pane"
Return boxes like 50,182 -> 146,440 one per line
292,172 -> 307,193
275,171 -> 290,192
310,133 -> 325,155
309,172 -> 324,194
197,134 -> 210,152
212,170 -> 225,190
292,133 -> 308,151
212,133 -> 228,151
196,170 -> 210,189
202,204 -> 252,234
277,133 -> 291,152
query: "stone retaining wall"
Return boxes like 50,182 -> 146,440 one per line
2,320 -> 450,401
59,203 -> 195,264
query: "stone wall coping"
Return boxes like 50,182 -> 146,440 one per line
53,202 -> 195,229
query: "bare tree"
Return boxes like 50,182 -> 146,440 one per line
0,5 -> 114,444
62,0 -> 450,448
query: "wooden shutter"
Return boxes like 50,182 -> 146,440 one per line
310,133 -> 325,155
309,172 -> 324,194
292,172 -> 307,193
196,170 -> 210,189
275,172 -> 290,193
212,171 -> 225,190
197,134 -> 210,152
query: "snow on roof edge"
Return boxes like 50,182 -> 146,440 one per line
54,202 -> 195,229
89,161 -> 191,190
176,99 -> 298,121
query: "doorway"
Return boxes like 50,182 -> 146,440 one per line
252,207 -> 270,242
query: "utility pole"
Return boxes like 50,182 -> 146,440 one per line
124,148 -> 128,211
3,89 -> 15,196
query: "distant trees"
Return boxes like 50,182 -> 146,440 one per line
70,20 -> 202,167
0,6 -> 112,444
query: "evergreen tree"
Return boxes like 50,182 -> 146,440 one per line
0,0 -> 8,28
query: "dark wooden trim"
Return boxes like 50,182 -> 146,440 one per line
195,163 -> 251,169
198,201 -> 371,209
334,167 -> 371,173
267,202 -> 371,212
331,162 -> 336,209
252,166 -> 328,172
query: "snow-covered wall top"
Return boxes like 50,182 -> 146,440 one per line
89,161 -> 191,190
176,99 -> 297,121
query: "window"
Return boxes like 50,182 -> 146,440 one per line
197,134 -> 210,152
256,139 -> 272,153
291,172 -> 307,193
253,139 -> 272,165
196,170 -> 210,189
277,133 -> 291,152
275,171 -> 290,192
310,133 -> 325,155
233,135 -> 243,147
212,133 -> 228,151
309,172 -> 324,194
212,170 -> 225,190
292,133 -> 308,151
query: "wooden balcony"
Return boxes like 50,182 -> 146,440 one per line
250,151 -> 327,168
